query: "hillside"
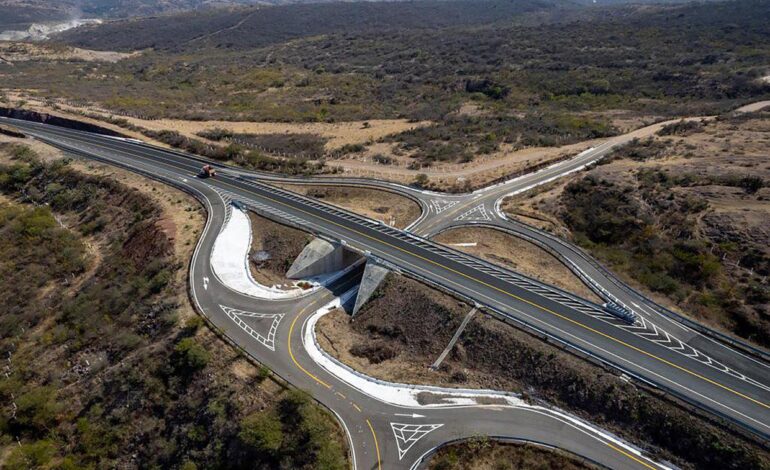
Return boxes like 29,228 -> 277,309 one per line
0,139 -> 347,468
0,2 -> 68,30
504,109 -> 770,347
2,1 -> 763,171
0,0 -> 764,191
0,1 -> 265,30
57,0 -> 567,52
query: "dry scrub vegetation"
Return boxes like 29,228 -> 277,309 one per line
505,110 -> 770,347
429,440 -> 596,470
1,0 -> 767,187
0,139 -> 347,469
317,274 -> 770,469
273,183 -> 421,229
433,227 -> 601,303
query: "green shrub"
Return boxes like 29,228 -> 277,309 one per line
657,119 -> 704,136
4,439 -> 58,469
149,269 -> 173,293
239,411 -> 284,453
740,176 -> 764,194
413,173 -> 429,188
174,338 -> 210,372
13,386 -> 61,435
184,315 -> 205,332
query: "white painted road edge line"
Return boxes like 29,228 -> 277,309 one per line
303,295 -> 668,469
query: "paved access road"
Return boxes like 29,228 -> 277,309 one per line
3,115 -> 769,467
237,102 -> 770,396
0,117 -> 670,469
215,102 -> 770,386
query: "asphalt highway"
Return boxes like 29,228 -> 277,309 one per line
0,117 -> 671,469
217,106 -> 770,380
3,116 -> 770,466
67,107 -> 769,389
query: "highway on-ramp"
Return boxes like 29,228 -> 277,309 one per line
3,116 -> 770,467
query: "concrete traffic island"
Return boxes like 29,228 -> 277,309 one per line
212,208 -> 355,299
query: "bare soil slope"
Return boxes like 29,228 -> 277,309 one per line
434,227 -> 601,303
248,211 -> 311,286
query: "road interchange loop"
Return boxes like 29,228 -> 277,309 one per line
2,107 -> 769,468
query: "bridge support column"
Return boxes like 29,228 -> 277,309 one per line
287,238 -> 353,279
351,259 -> 390,317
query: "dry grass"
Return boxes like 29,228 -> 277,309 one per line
434,227 -> 602,303
328,139 -> 598,188
272,183 -> 421,228
0,41 -> 136,63
3,91 -> 428,149
429,441 -> 597,470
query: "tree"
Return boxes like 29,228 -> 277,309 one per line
413,173 -> 429,188
239,411 -> 283,454
173,338 -> 209,372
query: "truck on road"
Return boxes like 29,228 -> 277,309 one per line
198,164 -> 217,178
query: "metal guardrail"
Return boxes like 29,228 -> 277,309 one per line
238,177 -> 620,322
29,131 -> 770,440
483,217 -> 770,362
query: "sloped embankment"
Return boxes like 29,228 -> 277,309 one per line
0,142 -> 347,469
318,273 -> 769,469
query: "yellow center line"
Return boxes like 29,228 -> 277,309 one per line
212,177 -> 769,411
42,129 -> 768,410
605,442 -> 658,470
288,306 -> 332,389
366,419 -> 382,470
